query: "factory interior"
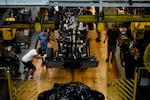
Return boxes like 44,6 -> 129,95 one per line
0,0 -> 150,100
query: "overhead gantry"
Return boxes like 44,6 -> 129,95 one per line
0,0 -> 150,7
0,0 -> 150,22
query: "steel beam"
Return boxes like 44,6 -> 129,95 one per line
77,15 -> 150,22
103,15 -> 150,22
0,0 -> 49,8
0,0 -> 150,7
49,2 -> 150,7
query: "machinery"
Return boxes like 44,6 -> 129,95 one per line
46,37 -> 98,69
0,2 -> 149,99
46,7 -> 98,69
0,46 -> 20,76
38,82 -> 105,100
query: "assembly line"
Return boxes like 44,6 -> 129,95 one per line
0,3 -> 150,100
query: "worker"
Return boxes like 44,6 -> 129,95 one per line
96,22 -> 104,42
124,47 -> 139,79
38,29 -> 50,66
104,24 -> 120,63
22,49 -> 41,80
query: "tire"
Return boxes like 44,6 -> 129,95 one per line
46,48 -> 54,60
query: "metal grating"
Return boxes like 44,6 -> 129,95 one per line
12,80 -> 38,100
107,79 -> 134,100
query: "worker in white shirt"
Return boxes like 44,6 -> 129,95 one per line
22,49 -> 41,80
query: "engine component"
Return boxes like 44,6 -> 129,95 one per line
38,82 -> 105,100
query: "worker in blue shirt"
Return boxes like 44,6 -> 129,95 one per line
38,29 -> 50,65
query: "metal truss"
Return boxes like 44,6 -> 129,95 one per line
0,0 -> 150,8
0,8 -> 11,26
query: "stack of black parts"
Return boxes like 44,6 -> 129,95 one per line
38,82 -> 105,100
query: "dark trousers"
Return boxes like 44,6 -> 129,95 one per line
22,61 -> 36,70
107,44 -> 116,60
39,48 -> 46,62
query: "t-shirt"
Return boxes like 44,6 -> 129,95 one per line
22,49 -> 37,62
107,29 -> 120,45
38,33 -> 49,50
120,38 -> 131,52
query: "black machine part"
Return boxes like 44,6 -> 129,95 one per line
46,46 -> 98,69
0,54 -> 20,76
38,82 -> 105,100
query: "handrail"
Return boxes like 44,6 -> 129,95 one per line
0,67 -> 12,100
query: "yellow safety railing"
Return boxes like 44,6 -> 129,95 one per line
0,67 -> 13,100
107,78 -> 134,100
133,67 -> 150,100
6,68 -> 13,100
0,67 -> 38,100
107,67 -> 150,100
11,80 -> 38,100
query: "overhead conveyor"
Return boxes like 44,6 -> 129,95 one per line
0,0 -> 149,23
102,15 -> 150,22
49,0 -> 150,7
